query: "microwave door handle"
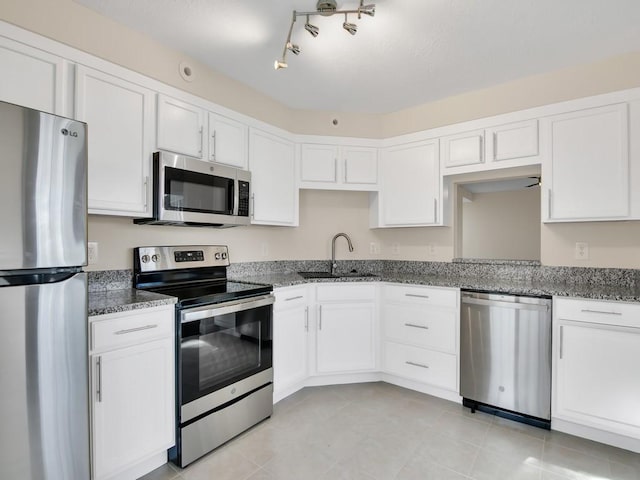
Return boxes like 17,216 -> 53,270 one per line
233,178 -> 240,216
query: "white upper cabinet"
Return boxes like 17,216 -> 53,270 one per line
372,139 -> 442,227
441,129 -> 484,168
207,112 -> 248,168
0,36 -> 67,115
156,94 -> 205,158
542,103 -> 629,222
486,119 -> 538,162
299,143 -> 378,190
75,65 -> 155,216
248,128 -> 298,226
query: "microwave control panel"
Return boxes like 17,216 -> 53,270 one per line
238,181 -> 250,217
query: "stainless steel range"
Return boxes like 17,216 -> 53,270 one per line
134,245 -> 274,467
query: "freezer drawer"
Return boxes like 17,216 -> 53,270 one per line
460,291 -> 552,421
0,272 -> 90,480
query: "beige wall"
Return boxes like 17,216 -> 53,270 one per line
87,190 -> 451,270
3,0 -> 640,270
462,189 -> 541,261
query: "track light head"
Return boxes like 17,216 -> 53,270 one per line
343,21 -> 357,35
286,42 -> 300,55
305,20 -> 319,37
274,59 -> 288,70
359,4 -> 375,16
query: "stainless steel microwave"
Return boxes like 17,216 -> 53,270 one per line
135,151 -> 250,227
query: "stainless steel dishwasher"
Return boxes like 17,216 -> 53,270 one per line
460,290 -> 552,429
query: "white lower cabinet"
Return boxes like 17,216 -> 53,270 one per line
89,305 -> 175,480
553,298 -> 640,451
381,284 -> 459,394
273,286 -> 309,400
316,302 -> 377,374
315,284 -> 377,374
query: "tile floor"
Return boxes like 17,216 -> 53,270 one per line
141,382 -> 640,480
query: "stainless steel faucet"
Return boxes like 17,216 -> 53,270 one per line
331,233 -> 354,275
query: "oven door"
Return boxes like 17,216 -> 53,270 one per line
156,152 -> 245,225
178,294 -> 274,422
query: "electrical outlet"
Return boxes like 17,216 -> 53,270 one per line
391,243 -> 400,254
427,244 -> 436,255
261,242 -> 269,257
575,242 -> 589,260
369,242 -> 380,255
87,242 -> 99,265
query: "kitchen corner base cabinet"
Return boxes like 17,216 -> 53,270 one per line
553,297 -> 640,453
315,284 -> 377,374
89,305 -> 175,480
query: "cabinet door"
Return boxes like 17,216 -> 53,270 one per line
208,112 -> 247,168
556,322 -> 640,436
380,140 -> 440,225
157,94 -> 204,158
442,129 -> 484,168
92,338 -> 174,480
248,128 -> 297,226
300,144 -> 338,183
343,146 -> 378,185
76,66 -> 154,216
316,303 -> 376,374
544,104 -> 629,221
0,36 -> 66,115
273,305 -> 308,393
486,119 -> 538,162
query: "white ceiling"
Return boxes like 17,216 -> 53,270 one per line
75,0 -> 640,114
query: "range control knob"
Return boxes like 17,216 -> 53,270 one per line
141,255 -> 150,263
221,252 -> 227,259
215,253 -> 221,260
151,254 -> 159,262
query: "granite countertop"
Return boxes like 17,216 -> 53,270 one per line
229,272 -> 640,303
89,289 -> 177,317
87,260 -> 640,315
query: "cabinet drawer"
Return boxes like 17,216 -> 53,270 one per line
383,304 -> 456,353
554,297 -> 640,329
91,306 -> 174,353
383,342 -> 457,390
317,283 -> 376,302
274,286 -> 308,310
384,284 -> 458,308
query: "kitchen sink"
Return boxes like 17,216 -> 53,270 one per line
297,271 -> 380,279
297,271 -> 337,279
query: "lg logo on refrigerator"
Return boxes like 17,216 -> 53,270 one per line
60,128 -> 79,137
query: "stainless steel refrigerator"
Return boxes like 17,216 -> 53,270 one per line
0,100 -> 90,479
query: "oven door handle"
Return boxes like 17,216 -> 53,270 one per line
180,294 -> 275,323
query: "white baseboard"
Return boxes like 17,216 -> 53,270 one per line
552,417 -> 640,453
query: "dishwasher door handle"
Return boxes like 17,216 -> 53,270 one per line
461,296 -> 549,312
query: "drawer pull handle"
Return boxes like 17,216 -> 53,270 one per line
406,361 -> 429,369
285,295 -> 304,302
405,323 -> 429,330
405,293 -> 430,299
115,324 -> 158,335
580,309 -> 622,316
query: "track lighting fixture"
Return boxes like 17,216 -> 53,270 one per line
274,0 -> 376,70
